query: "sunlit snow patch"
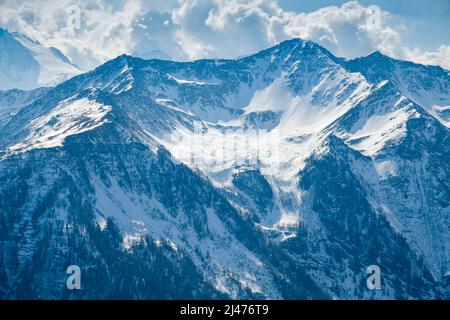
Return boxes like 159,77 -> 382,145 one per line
9,97 -> 111,152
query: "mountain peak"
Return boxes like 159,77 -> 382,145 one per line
112,53 -> 142,66
248,37 -> 336,66
366,50 -> 385,57
362,50 -> 394,63
271,37 -> 322,53
96,54 -> 136,73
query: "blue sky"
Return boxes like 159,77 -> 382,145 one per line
0,0 -> 449,70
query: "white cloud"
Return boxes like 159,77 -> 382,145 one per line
170,0 -> 284,59
280,1 -> 406,58
0,0 -> 144,69
402,45 -> 450,70
0,0 -> 448,70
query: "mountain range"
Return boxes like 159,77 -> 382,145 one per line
0,36 -> 449,299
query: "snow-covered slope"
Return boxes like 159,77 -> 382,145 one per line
346,51 -> 450,127
0,28 -> 81,91
0,38 -> 448,299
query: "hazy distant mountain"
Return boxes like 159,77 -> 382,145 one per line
0,28 -> 81,91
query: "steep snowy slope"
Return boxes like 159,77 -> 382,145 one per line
0,38 -> 448,299
346,51 -> 450,127
0,28 -> 81,91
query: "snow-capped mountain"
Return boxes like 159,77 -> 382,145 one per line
0,28 -> 81,91
0,38 -> 448,299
